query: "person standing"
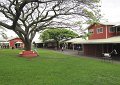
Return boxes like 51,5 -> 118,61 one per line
62,46 -> 64,51
78,46 -> 81,54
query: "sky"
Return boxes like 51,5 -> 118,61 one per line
100,0 -> 120,22
1,0 -> 120,39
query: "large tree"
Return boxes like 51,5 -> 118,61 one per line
40,28 -> 78,49
0,0 -> 100,51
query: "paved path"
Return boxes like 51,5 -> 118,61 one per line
57,49 -> 84,57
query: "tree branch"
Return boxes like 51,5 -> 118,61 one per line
0,21 -> 11,29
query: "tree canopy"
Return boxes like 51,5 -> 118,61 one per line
41,28 -> 78,42
40,28 -> 78,49
0,0 -> 101,51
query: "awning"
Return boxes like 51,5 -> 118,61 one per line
0,42 -> 9,43
73,36 -> 120,44
66,38 -> 86,43
16,41 -> 23,43
44,39 -> 55,43
34,40 -> 43,43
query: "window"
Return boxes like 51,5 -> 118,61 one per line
97,27 -> 103,33
117,26 -> 120,32
89,29 -> 94,34
109,27 -> 115,33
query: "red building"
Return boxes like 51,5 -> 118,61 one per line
88,23 -> 120,40
73,22 -> 120,60
8,37 -> 24,48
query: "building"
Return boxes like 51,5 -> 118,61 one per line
88,22 -> 120,39
0,36 -> 9,49
33,39 -> 43,48
66,38 -> 85,50
8,37 -> 24,49
74,22 -> 120,60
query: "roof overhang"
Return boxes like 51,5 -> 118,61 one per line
73,36 -> 120,44
66,38 -> 86,43
16,41 -> 23,43
0,41 -> 9,43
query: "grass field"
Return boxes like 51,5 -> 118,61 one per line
0,49 -> 120,85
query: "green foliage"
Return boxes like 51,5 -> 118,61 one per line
40,30 -> 50,42
40,28 -> 78,42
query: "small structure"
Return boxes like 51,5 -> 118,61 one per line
0,36 -> 9,49
8,37 -> 24,49
44,39 -> 57,49
66,38 -> 86,50
33,39 -> 43,48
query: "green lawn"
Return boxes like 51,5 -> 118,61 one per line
0,49 -> 120,85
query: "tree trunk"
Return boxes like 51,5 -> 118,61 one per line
22,38 -> 32,51
24,41 -> 31,51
